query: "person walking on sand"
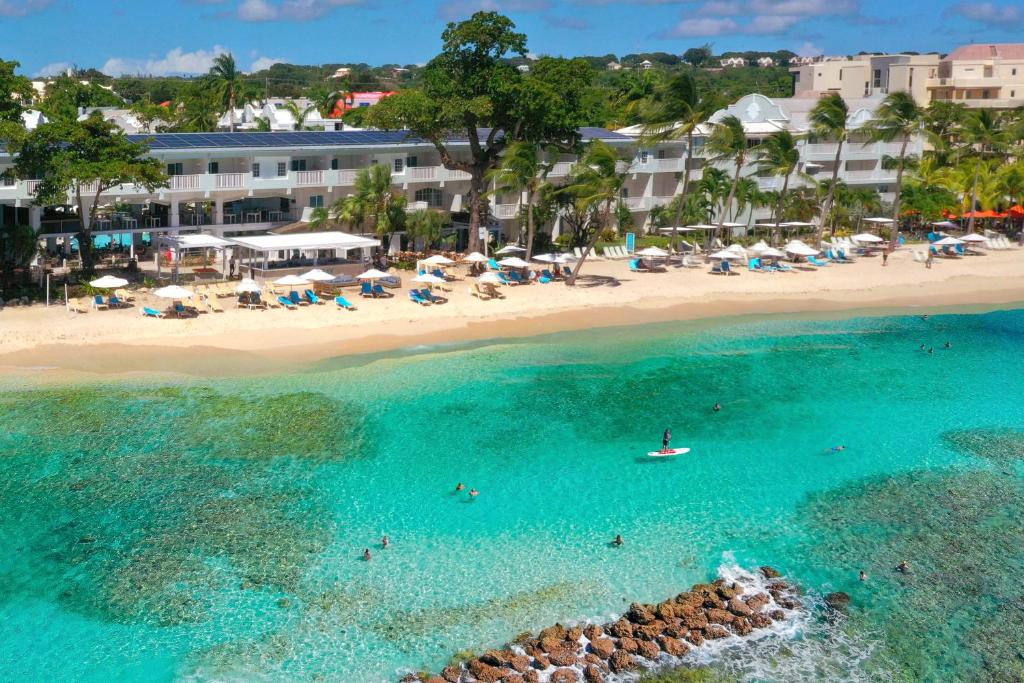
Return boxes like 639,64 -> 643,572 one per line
882,250 -> 889,267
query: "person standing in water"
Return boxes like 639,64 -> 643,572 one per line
713,403 -> 721,412
662,428 -> 672,453
363,548 -> 372,561
381,535 -> 389,549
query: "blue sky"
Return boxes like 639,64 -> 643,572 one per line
2,0 -> 1022,77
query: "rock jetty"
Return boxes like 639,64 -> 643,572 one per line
402,566 -> 800,683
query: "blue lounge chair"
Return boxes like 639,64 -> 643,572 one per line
431,269 -> 448,280
507,271 -> 527,284
562,266 -> 573,277
419,288 -> 446,303
93,294 -> 109,310
541,269 -> 556,280
360,282 -> 374,297
629,258 -> 643,272
108,295 -> 127,308
954,243 -> 965,256
538,276 -> 552,283
748,258 -> 762,272
174,302 -> 194,317
497,272 -> 515,286
335,296 -> 355,310
277,296 -> 297,309
807,256 -> 831,267
721,260 -> 735,275
776,262 -> 794,272
288,290 -> 309,306
304,289 -> 323,305
372,283 -> 391,297
710,261 -> 723,274
409,290 -> 431,305
142,307 -> 163,318
929,245 -> 940,256
488,257 -> 501,271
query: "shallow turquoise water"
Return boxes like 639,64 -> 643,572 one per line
1,308 -> 1023,682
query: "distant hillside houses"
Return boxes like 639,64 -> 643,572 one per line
720,57 -> 746,68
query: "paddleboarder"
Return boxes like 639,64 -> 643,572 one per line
662,428 -> 672,453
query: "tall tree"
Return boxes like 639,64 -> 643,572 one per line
864,91 -> 924,248
366,12 -> 591,252
704,114 -> 749,247
486,142 -> 552,258
209,53 -> 241,132
640,73 -> 722,250
11,114 -> 167,275
174,79 -> 221,132
40,75 -> 122,122
407,209 -> 447,250
560,140 -> 629,285
281,100 -> 317,131
339,164 -> 407,244
807,93 -> 849,244
755,129 -> 801,239
959,109 -> 1010,232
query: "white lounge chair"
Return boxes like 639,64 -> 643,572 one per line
682,254 -> 703,268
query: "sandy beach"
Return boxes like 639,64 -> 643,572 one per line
2,247 -> 1023,377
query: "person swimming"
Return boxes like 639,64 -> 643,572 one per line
611,534 -> 624,547
944,341 -> 951,349
896,560 -> 910,573
662,428 -> 672,452
469,489 -> 479,498
363,548 -> 372,561
859,570 -> 868,581
381,535 -> 389,549
829,445 -> 846,453
455,483 -> 465,492
713,402 -> 721,412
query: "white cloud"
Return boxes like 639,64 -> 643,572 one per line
249,56 -> 286,72
0,0 -> 53,17
665,17 -> 740,37
101,46 -> 230,76
745,14 -> 800,32
668,0 -> 859,36
947,1 -> 1023,24
34,61 -> 72,77
236,0 -> 364,21
795,41 -> 823,57
747,0 -> 857,16
436,0 -> 550,21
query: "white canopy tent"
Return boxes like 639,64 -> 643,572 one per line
227,231 -> 380,280
154,233 -> 234,282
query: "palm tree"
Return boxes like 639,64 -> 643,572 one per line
808,93 -> 849,244
640,73 -> 722,250
561,140 -> 629,286
208,53 -> 241,132
959,109 -> 1010,232
755,130 -> 801,241
733,177 -> 768,228
864,91 -> 924,248
704,115 -> 749,247
339,164 -> 408,243
282,101 -> 317,131
308,206 -> 331,231
486,142 -> 551,259
697,167 -> 731,222
998,162 -> 1024,208
332,195 -> 365,232
407,209 -> 446,250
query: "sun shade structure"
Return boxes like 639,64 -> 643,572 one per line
462,252 -> 489,263
422,255 -> 455,266
758,247 -> 786,258
477,272 -> 504,284
929,221 -> 960,230
933,236 -> 963,246
497,257 -> 531,268
153,285 -> 194,299
784,241 -> 820,256
357,269 -> 391,280
634,247 -> 670,257
709,250 -> 742,259
235,278 -> 261,293
300,269 -> 336,281
495,245 -> 527,255
89,275 -> 129,289
960,233 -> 987,243
862,217 -> 893,224
412,273 -> 446,284
274,274 -> 311,286
227,231 -> 379,252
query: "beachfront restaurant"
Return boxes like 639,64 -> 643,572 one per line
226,231 -> 380,281
154,233 -> 234,282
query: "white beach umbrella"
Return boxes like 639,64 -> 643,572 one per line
657,226 -> 696,233
634,247 -> 670,258
933,236 -> 963,246
758,247 -> 786,258
779,221 -> 816,227
784,242 -> 820,257
532,253 -> 556,263
498,256 -> 531,268
153,285 -> 194,299
89,275 -> 129,289
709,250 -> 741,260
851,233 -> 884,244
862,217 -> 893,224
462,251 -> 489,263
422,254 -> 456,266
495,245 -> 526,255
301,268 -> 336,282
235,278 -> 261,293
553,253 -> 578,263
930,220 -> 959,230
412,273 -> 446,285
477,272 -> 504,284
274,274 -> 311,286
748,240 -> 771,254
960,233 -> 987,243
357,269 -> 391,280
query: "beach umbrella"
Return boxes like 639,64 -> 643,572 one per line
930,220 -> 959,230
862,217 -> 893,224
412,273 -> 446,285
960,233 -> 987,243
357,269 -> 391,280
462,251 -> 489,263
759,247 -> 786,258
532,253 -> 556,263
933,236 -> 963,246
498,256 -> 531,268
422,254 -> 455,266
153,285 -> 194,299
495,245 -> 526,255
748,240 -> 770,254
274,274 -> 311,286
301,268 -> 336,282
89,275 -> 128,289
686,224 -> 718,230
477,272 -> 504,284
235,278 -> 261,293
634,247 -> 669,258
656,226 -> 696,233
852,233 -> 884,243
709,250 -> 741,260
784,242 -> 820,257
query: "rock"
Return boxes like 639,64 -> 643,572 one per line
704,625 -> 730,640
19,296 -> 28,306
480,650 -> 511,668
824,592 -> 851,612
539,637 -> 564,653
732,617 -> 753,636
776,597 -> 800,610
745,593 -> 771,612
655,602 -> 677,621
663,620 -> 688,639
609,650 -> 636,674
583,664 -> 605,683
682,612 -> 708,629
703,596 -> 725,610
760,566 -> 783,579
769,610 -> 786,621
509,632 -> 534,646
768,579 -> 790,592
706,608 -> 734,625
636,639 -> 660,661
550,668 -> 578,683
531,653 -> 550,669
657,636 -> 689,657
626,602 -> 656,625
607,619 -> 633,638
727,598 -> 752,616
467,660 -> 505,683
399,675 -> 419,683
582,624 -> 603,641
539,624 -> 568,642
587,638 -> 616,660
566,625 -> 583,643
749,612 -> 772,629
582,653 -> 608,672
635,621 -> 666,640
685,631 -> 705,647
69,482 -> 87,491
618,636 -> 640,654
716,585 -> 738,601
441,665 -> 462,682
509,655 -> 530,673
674,592 -> 705,610
547,648 -> 578,668
523,671 -> 539,683
77,536 -> 97,544
276,597 -> 291,609
504,676 -> 524,683
426,677 -> 447,683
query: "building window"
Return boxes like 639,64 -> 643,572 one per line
873,69 -> 881,88
414,188 -> 443,207
657,149 -> 666,160
639,151 -> 649,164
984,66 -> 993,78
290,159 -> 307,171
909,68 -> 914,89
207,161 -> 219,174
331,158 -> 339,170
309,195 -> 324,208
251,163 -> 259,177
167,163 -> 183,176
1012,68 -> 1017,76
277,162 -> 287,177
621,188 -> 629,199
393,158 -> 404,173
407,155 -> 418,168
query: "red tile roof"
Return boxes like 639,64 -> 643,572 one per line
945,43 -> 1024,61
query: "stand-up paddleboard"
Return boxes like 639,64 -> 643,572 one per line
646,448 -> 691,457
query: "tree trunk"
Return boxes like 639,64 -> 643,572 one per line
466,172 -> 487,253
967,160 -> 980,233
524,187 -> 535,260
669,130 -> 695,253
75,185 -> 95,276
716,162 -> 742,249
567,201 -> 612,286
773,173 -> 791,245
890,135 -> 910,250
816,138 -> 844,246
228,88 -> 236,133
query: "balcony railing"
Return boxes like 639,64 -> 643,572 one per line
296,170 -> 324,186
548,162 -> 574,177
407,166 -> 438,181
337,169 -> 359,185
215,173 -> 246,189
170,174 -> 202,191
492,203 -> 520,219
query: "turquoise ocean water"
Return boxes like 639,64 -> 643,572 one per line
1,308 -> 1023,682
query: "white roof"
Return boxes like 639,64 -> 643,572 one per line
228,231 -> 379,252
862,217 -> 893,224
160,234 -> 232,249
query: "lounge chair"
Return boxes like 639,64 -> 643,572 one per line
372,283 -> 391,298
304,289 -> 324,305
710,261 -> 723,275
409,289 -> 431,305
721,260 -> 737,276
507,271 -> 528,284
108,295 -> 129,308
483,282 -> 504,299
488,257 -> 501,271
496,272 -> 516,286
114,288 -> 134,302
748,258 -> 763,272
682,254 -> 702,268
807,256 -> 831,267
173,302 -> 197,318
141,307 -> 163,318
360,282 -> 374,298
431,268 -> 453,281
288,291 -> 310,306
562,266 -> 573,278
541,269 -> 557,280
954,244 -> 966,256
776,262 -> 794,272
629,258 -> 644,272
93,294 -> 109,310
929,245 -> 940,257
470,282 -> 492,300
419,288 -> 447,304
335,296 -> 356,310
264,292 -> 282,309
277,296 -> 297,310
